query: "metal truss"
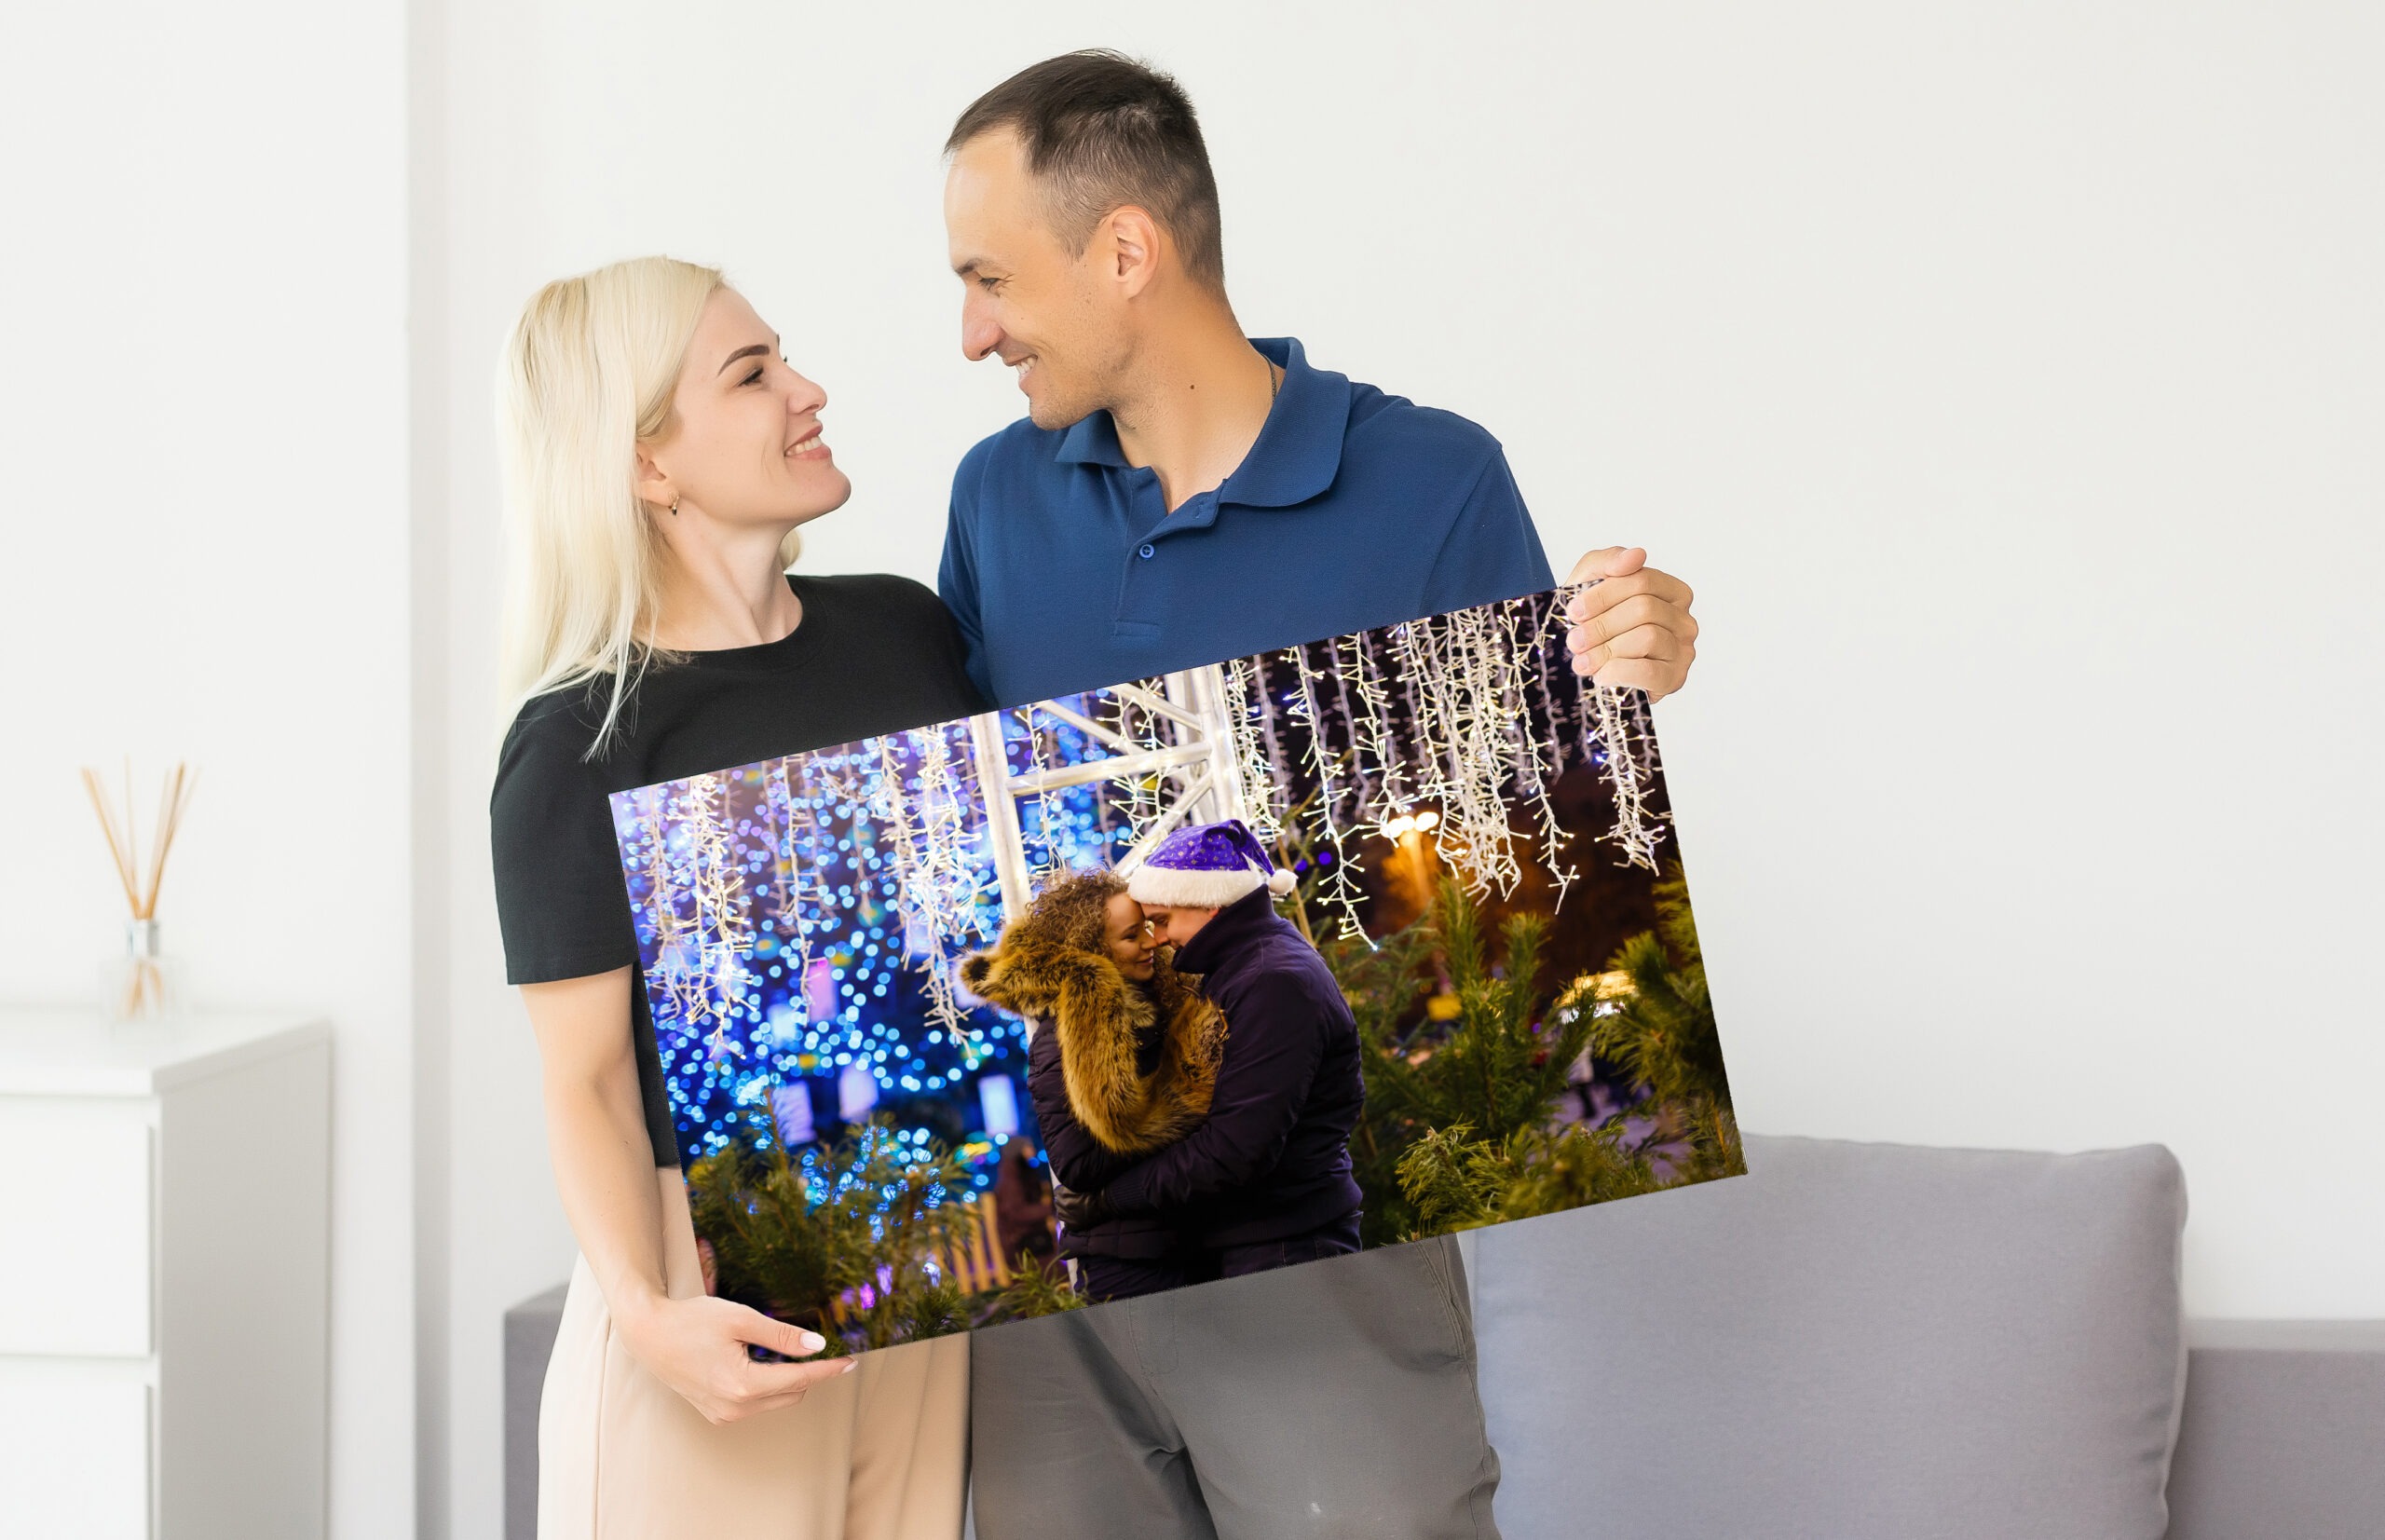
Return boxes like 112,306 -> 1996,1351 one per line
967,666 -> 1250,920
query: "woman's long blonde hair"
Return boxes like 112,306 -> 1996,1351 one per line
495,255 -> 801,755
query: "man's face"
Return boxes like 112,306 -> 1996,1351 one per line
1140,901 -> 1218,949
945,128 -> 1134,429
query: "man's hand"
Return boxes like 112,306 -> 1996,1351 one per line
1051,1182 -> 1118,1233
1562,546 -> 1698,700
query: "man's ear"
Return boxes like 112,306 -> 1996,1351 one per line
1104,205 -> 1163,298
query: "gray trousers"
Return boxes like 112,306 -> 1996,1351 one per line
968,1234 -> 1502,1540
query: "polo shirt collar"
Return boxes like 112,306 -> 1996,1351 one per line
1053,336 -> 1354,510
1055,407 -> 1127,468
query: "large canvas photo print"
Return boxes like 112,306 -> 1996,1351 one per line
611,586 -> 1741,1355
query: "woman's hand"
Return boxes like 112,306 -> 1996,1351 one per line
522,969 -> 853,1424
612,1290 -> 854,1425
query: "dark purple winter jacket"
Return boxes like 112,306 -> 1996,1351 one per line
1100,889 -> 1365,1247
1023,1003 -> 1183,1261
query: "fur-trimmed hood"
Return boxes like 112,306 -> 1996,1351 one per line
961,933 -> 1223,1156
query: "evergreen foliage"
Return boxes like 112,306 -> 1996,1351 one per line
1391,1123 -> 1510,1232
988,1253 -> 1091,1322
1593,864 -> 1729,1110
1396,1117 -> 1674,1232
1331,878 -> 1598,1244
686,1118 -> 979,1351
1588,862 -> 1743,1187
848,1266 -> 974,1353
1325,863 -> 1742,1243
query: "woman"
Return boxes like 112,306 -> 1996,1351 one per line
488,256 -> 984,1540
961,871 -> 1225,1302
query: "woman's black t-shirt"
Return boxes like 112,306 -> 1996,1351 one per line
490,573 -> 989,1167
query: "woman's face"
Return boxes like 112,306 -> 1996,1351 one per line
1103,891 -> 1157,982
636,287 -> 851,534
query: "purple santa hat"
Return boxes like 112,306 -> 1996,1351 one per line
1126,818 -> 1299,909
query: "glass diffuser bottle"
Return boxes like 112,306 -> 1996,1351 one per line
105,916 -> 182,1021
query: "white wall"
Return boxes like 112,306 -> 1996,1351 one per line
10,2 -> 2366,1536
0,2 -> 416,1538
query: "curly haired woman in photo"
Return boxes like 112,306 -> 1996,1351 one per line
961,871 -> 1224,1302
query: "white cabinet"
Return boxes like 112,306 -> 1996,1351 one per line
0,1370 -> 151,1538
0,1012 -> 329,1540
0,1097 -> 153,1358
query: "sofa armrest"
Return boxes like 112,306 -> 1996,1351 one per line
2164,1319 -> 2385,1539
504,1284 -> 570,1540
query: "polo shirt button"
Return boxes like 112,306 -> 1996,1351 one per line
1138,543 -> 1155,559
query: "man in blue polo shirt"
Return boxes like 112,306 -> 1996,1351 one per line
942,323 -> 1561,706
940,50 -> 1699,1540
938,58 -> 1697,713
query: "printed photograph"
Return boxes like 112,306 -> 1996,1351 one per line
610,585 -> 1742,1354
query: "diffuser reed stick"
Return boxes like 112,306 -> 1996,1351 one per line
82,760 -> 198,1018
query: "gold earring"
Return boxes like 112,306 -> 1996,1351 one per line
669,497 -> 680,516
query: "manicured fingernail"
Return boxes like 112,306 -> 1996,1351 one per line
800,1331 -> 825,1352
840,1358 -> 858,1373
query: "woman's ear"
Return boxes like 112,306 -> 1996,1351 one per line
634,443 -> 675,514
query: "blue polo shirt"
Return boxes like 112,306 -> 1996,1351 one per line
937,336 -> 1555,708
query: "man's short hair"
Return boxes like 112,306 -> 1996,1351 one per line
947,50 -> 1226,293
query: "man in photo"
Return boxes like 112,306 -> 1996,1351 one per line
940,49 -> 1702,1540
1051,821 -> 1366,1283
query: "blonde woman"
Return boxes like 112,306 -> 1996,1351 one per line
489,256 -> 983,1539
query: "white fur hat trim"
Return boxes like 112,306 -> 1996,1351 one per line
1127,863 -> 1266,908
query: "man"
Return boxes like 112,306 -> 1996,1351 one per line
1053,821 -> 1366,1283
937,51 -> 1696,712
939,50 -> 1699,1540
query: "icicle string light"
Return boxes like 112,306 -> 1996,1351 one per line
1018,706 -> 1067,881
1350,633 -> 1407,817
1101,689 -> 1167,848
1221,653 -> 1287,840
1545,582 -> 1670,870
907,725 -> 988,1050
1329,634 -> 1370,815
1629,688 -> 1664,783
1287,643 -> 1370,937
777,777 -> 822,1039
1501,597 -> 1579,901
1255,655 -> 1296,822
646,771 -> 753,1056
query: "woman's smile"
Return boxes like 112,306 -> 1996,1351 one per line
1103,891 -> 1158,980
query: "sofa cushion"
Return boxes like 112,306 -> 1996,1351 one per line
1472,1134 -> 2187,1540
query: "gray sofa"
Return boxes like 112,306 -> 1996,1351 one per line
503,1135 -> 2385,1538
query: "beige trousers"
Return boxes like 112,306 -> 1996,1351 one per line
538,1171 -> 970,1540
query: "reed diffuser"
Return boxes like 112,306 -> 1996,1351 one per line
82,759 -> 198,1021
